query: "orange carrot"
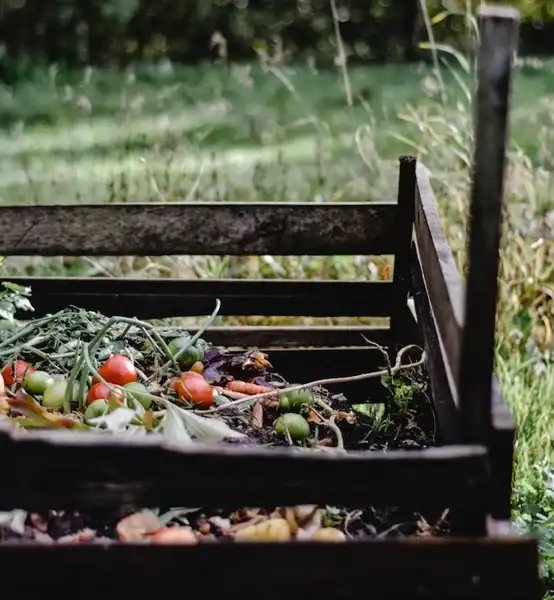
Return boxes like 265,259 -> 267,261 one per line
226,380 -> 274,395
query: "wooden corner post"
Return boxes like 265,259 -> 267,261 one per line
459,6 -> 519,444
391,155 -> 417,346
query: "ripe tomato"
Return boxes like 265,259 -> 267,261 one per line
96,355 -> 137,386
1,360 -> 36,387
86,382 -> 110,405
175,374 -> 214,409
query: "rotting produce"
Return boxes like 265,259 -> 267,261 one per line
0,282 -> 444,545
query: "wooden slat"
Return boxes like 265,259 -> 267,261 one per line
0,537 -> 540,600
410,249 -> 461,444
414,164 -> 464,399
0,203 -> 398,256
0,429 -> 488,509
459,6 -> 519,444
490,379 -> 515,520
391,156 -> 416,342
193,326 -> 391,348
8,277 -> 396,317
263,348 -> 391,402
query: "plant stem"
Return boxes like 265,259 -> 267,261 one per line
330,0 -> 353,107
206,345 -> 425,414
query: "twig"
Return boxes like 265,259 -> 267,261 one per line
206,345 -> 425,414
325,413 -> 345,452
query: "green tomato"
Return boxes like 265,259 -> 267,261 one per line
85,399 -> 109,422
167,336 -> 203,369
275,413 -> 310,441
42,380 -> 70,409
23,370 -> 55,395
124,382 -> 152,410
279,387 -> 315,413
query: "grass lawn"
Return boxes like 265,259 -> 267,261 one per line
0,59 -> 553,592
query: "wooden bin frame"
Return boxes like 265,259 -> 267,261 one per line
0,6 -> 540,600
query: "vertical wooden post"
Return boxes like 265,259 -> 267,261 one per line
391,155 -> 417,346
459,6 -> 519,444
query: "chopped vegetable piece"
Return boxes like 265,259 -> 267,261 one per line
2,360 -> 35,387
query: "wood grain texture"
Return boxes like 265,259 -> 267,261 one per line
410,248 -> 461,444
414,164 -> 464,401
459,8 -> 519,443
189,325 -> 391,348
391,156 -> 417,342
0,203 -> 398,256
0,430 -> 488,509
0,537 -> 539,600
8,277 -> 396,317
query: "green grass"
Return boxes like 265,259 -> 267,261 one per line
0,59 -> 552,593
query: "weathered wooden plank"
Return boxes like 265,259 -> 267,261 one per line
391,156 -> 416,342
490,379 -> 515,520
414,164 -> 464,399
192,325 -> 391,348
459,7 -> 519,444
411,248 -> 461,444
0,429 -> 488,509
0,537 -> 540,600
8,277 -> 397,318
0,203 -> 398,256
263,348 -> 391,402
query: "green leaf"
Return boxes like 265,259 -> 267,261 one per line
431,10 -> 450,25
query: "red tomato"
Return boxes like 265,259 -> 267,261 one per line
86,382 -> 110,406
96,355 -> 137,386
1,360 -> 35,387
175,374 -> 214,409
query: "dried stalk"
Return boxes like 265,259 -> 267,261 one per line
206,344 -> 424,414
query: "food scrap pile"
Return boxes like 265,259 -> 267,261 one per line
0,504 -> 450,545
0,283 -> 433,452
0,282 -> 443,545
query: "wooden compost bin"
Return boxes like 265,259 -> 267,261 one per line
0,6 -> 541,600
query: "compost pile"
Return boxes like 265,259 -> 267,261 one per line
0,282 -> 441,544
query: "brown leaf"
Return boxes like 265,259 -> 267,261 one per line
251,400 -> 264,429
307,408 -> 323,424
335,411 -> 357,425
8,390 -> 82,429
116,511 -> 162,542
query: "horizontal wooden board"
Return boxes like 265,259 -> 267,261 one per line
193,325 -> 391,348
8,277 -> 397,318
414,165 -> 464,397
0,537 -> 539,600
0,428 -> 488,510
411,253 -> 461,444
0,203 -> 398,256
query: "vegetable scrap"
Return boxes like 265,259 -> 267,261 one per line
0,505 -> 451,545
0,282 -> 434,452
0,282 -> 444,545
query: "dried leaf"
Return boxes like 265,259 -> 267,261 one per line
0,509 -> 27,535
88,407 -> 136,431
251,400 -> 264,429
8,391 -> 83,429
162,404 -> 193,446
335,411 -> 357,425
160,399 -> 245,443
307,408 -> 323,424
117,511 -> 162,542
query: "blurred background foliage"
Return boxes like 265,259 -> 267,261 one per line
0,0 -> 552,73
